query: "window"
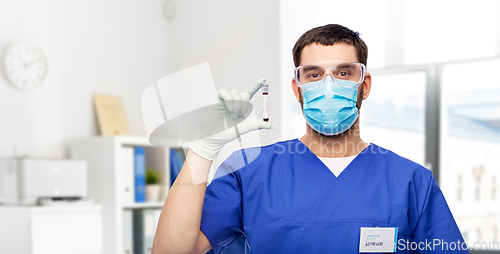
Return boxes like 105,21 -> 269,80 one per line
359,72 -> 426,165
441,59 -> 500,247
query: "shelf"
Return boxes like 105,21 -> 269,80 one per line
71,135 -> 181,148
70,136 -> 176,254
122,202 -> 164,210
113,135 -> 155,147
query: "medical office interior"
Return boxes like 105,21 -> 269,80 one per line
0,0 -> 499,253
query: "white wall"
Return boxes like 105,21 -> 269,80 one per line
167,0 -> 281,147
0,0 -> 168,158
0,0 -> 281,160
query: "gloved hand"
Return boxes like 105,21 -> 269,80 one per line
190,78 -> 272,161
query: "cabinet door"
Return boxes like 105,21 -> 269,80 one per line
30,210 -> 102,254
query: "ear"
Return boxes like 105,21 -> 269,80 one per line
291,78 -> 301,102
361,72 -> 372,100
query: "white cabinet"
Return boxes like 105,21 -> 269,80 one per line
0,205 -> 103,254
70,136 -> 179,254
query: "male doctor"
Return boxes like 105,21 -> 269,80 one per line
152,24 -> 468,253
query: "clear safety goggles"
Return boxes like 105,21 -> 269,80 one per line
294,60 -> 366,90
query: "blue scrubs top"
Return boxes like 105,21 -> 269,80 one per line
200,139 -> 468,253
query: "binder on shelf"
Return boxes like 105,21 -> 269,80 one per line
123,210 -> 133,254
134,147 -> 146,203
169,149 -> 184,186
133,208 -> 162,254
122,146 -> 135,205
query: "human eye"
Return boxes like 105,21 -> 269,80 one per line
305,71 -> 324,83
334,63 -> 358,80
298,65 -> 326,84
308,72 -> 322,79
335,70 -> 352,79
301,67 -> 323,81
339,71 -> 351,77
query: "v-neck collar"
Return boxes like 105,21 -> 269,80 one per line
294,138 -> 372,179
317,155 -> 357,177
280,140 -> 392,225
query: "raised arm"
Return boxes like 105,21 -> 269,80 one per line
152,149 -> 213,254
151,79 -> 271,254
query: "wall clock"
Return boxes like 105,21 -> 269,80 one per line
3,43 -> 48,90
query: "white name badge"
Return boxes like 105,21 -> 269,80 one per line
359,227 -> 398,253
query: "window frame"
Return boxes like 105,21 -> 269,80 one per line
367,56 -> 500,253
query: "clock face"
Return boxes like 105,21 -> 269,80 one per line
4,44 -> 48,90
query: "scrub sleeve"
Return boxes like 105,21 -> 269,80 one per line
200,154 -> 244,254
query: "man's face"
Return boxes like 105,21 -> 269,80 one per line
292,43 -> 371,110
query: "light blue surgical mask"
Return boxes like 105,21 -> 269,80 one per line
301,76 -> 359,136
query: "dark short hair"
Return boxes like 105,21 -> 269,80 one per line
292,24 -> 368,67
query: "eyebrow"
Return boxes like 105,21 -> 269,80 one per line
337,63 -> 357,70
301,65 -> 322,72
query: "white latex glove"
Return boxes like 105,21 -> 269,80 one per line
190,78 -> 272,161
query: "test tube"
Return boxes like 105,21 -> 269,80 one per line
262,82 -> 269,122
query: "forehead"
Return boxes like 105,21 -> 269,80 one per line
300,43 -> 357,65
